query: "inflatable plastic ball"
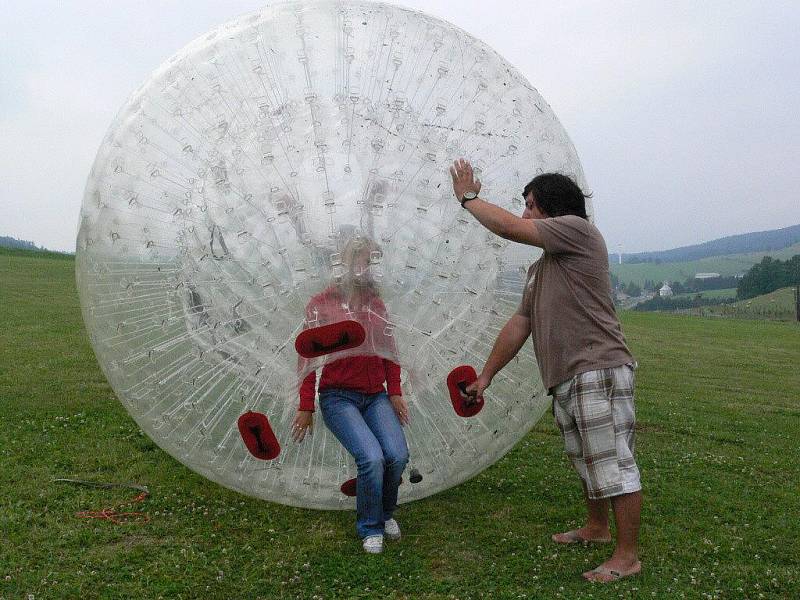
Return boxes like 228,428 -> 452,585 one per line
76,0 -> 588,509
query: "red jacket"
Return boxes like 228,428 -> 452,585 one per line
299,356 -> 402,411
298,285 -> 402,411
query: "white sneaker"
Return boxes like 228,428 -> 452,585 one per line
384,518 -> 401,541
363,535 -> 384,554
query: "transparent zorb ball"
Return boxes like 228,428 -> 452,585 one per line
76,0 -> 588,509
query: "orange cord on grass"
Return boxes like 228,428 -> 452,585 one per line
75,490 -> 151,524
53,478 -> 151,525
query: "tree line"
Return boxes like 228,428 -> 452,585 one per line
633,294 -> 732,312
736,255 -> 800,300
628,254 -> 800,314
611,274 -> 739,299
0,236 -> 39,250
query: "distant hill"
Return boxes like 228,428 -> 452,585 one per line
0,235 -> 73,256
0,235 -> 40,251
615,224 -> 800,264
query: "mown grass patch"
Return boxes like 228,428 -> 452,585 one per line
1,251 -> 798,599
698,287 -> 798,321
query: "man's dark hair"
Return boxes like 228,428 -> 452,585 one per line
522,173 -> 591,219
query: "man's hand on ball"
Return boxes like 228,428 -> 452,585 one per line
465,373 -> 491,404
449,158 -> 481,201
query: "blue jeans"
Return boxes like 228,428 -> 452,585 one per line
319,389 -> 409,538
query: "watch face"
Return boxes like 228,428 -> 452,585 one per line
463,192 -> 478,200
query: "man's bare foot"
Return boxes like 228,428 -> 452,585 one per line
552,527 -> 612,544
583,559 -> 641,583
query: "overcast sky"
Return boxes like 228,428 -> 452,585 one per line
2,0 -> 799,253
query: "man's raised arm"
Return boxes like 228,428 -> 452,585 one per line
449,158 -> 545,248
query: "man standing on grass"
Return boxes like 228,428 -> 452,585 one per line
449,159 -> 642,583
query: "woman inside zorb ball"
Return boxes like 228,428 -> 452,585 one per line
291,236 -> 410,554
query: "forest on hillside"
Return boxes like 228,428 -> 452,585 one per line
0,235 -> 39,251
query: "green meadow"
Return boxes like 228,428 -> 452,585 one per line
610,242 -> 800,286
699,287 -> 798,322
1,249 -> 798,599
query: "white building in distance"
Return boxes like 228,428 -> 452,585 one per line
659,282 -> 673,297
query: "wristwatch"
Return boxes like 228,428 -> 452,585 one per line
460,191 -> 478,207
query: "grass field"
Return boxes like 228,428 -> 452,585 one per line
698,287 -> 799,322
671,288 -> 738,301
2,250 -> 799,599
610,243 -> 800,286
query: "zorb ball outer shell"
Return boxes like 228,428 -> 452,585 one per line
76,0 -> 589,509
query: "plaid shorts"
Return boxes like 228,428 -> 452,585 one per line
552,364 -> 641,500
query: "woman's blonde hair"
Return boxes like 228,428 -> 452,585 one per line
338,235 -> 381,296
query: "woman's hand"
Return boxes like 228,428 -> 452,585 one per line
291,410 -> 313,442
389,395 -> 410,426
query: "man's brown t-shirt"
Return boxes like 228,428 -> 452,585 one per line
516,214 -> 633,390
